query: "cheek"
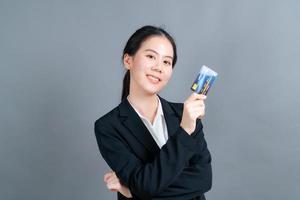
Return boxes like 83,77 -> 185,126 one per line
132,57 -> 149,71
163,68 -> 173,81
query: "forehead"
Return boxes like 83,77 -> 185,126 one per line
139,36 -> 174,57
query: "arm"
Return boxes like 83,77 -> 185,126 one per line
189,119 -> 212,166
94,118 -> 200,199
154,127 -> 212,199
108,123 -> 212,199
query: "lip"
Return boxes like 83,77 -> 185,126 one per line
146,74 -> 161,81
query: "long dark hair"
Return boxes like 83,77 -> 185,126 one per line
121,25 -> 178,101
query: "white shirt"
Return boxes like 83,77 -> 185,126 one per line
127,95 -> 169,149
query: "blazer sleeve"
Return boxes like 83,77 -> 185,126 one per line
94,117 -> 201,199
152,122 -> 212,199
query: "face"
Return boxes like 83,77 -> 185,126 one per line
123,36 -> 174,96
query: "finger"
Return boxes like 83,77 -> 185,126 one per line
192,93 -> 207,100
186,92 -> 199,102
191,92 -> 206,98
107,180 -> 121,190
190,106 -> 205,114
197,110 -> 205,118
191,110 -> 205,118
188,99 -> 205,106
104,172 -> 114,182
186,101 -> 205,109
104,173 -> 111,182
191,107 -> 205,113
107,175 -> 120,186
105,173 -> 116,183
106,173 -> 117,183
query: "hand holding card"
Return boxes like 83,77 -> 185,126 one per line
191,65 -> 218,95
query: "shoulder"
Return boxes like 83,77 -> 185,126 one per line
94,105 -> 119,129
165,100 -> 184,116
93,105 -> 125,145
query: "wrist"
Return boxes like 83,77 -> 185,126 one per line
180,124 -> 193,135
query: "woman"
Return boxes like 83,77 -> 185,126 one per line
94,25 -> 212,200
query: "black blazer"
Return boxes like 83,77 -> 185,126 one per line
94,95 -> 212,200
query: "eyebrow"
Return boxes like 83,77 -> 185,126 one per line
144,49 -> 173,60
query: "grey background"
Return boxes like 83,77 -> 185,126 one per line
1,0 -> 300,199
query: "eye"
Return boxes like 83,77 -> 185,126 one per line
164,60 -> 172,66
146,54 -> 155,59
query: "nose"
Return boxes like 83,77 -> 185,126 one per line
151,59 -> 163,73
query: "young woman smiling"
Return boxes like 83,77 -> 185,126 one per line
94,25 -> 212,200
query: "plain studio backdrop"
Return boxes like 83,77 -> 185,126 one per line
1,1 -> 300,199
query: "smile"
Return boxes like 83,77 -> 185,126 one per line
146,75 -> 161,83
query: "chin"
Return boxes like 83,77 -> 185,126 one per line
146,86 -> 164,95
139,79 -> 165,94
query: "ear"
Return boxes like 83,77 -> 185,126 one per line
123,53 -> 132,70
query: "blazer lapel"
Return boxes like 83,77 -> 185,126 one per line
118,95 -> 182,155
157,95 -> 182,138
119,98 -> 160,155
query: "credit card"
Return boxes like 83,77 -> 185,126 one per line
191,65 -> 218,95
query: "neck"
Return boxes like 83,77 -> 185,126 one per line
127,91 -> 159,122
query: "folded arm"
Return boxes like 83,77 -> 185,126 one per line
153,127 -> 212,199
95,117 -> 205,199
